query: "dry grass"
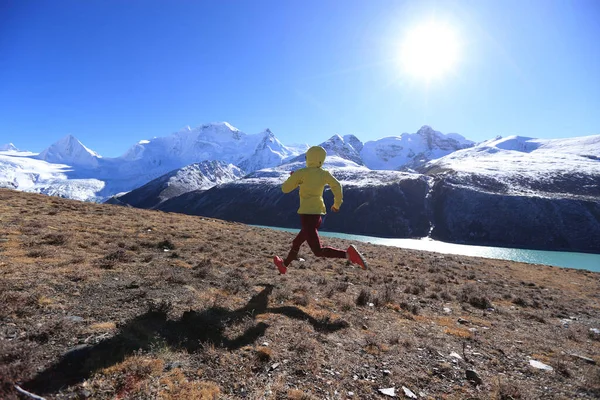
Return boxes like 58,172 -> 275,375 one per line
1,188 -> 600,399
86,322 -> 117,332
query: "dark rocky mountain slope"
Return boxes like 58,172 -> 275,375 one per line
158,169 -> 432,239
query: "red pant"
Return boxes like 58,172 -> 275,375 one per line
284,214 -> 346,266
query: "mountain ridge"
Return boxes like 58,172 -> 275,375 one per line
3,124 -> 599,252
1,123 -> 479,201
107,160 -> 245,209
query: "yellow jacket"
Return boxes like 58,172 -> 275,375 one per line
281,146 -> 343,215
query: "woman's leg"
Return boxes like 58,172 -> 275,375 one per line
304,215 -> 346,259
284,217 -> 308,266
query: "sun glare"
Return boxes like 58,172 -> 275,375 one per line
399,20 -> 460,81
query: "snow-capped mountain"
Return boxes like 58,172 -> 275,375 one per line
0,143 -> 18,152
121,123 -> 244,165
37,134 -> 102,168
360,125 -> 474,170
1,124 -> 477,203
238,129 -> 296,172
419,134 -> 600,252
422,134 -> 600,199
18,122 -> 477,201
103,123 -> 299,194
120,123 -> 294,173
0,122 -> 305,201
151,132 -> 600,253
286,134 -> 364,166
344,134 -> 364,153
2,118 -> 598,247
321,134 -> 364,165
285,125 -> 473,171
107,160 -> 245,209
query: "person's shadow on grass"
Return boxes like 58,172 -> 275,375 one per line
23,284 -> 349,395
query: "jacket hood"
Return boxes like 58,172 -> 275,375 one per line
305,146 -> 327,167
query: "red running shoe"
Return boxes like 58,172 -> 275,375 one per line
347,245 -> 367,270
273,256 -> 287,274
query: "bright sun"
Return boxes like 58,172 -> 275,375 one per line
399,20 -> 460,81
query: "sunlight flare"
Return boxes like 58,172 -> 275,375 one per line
399,20 -> 460,81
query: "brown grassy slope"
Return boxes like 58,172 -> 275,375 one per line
1,188 -> 599,400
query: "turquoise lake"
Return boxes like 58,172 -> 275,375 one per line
254,225 -> 600,273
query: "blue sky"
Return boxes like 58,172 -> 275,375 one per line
1,0 -> 599,157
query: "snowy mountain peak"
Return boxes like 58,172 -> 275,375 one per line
37,135 -> 101,167
221,122 -> 240,132
167,122 -> 245,145
56,134 -> 98,153
253,130 -> 279,150
323,134 -> 345,146
417,125 -> 435,135
319,134 -> 364,165
416,126 -> 445,145
0,143 -> 18,152
258,129 -> 276,141
360,126 -> 475,171
192,122 -> 244,141
195,122 -> 240,135
343,134 -> 364,153
417,126 -> 474,151
120,122 -> 302,179
238,129 -> 295,172
286,134 -> 364,166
